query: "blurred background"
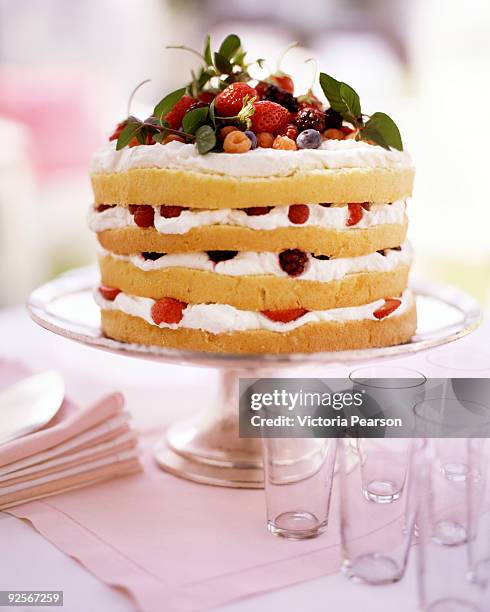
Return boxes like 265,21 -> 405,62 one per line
0,0 -> 489,309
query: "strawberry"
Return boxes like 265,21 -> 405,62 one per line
251,101 -> 290,134
164,95 -> 195,129
288,204 -> 310,225
131,205 -> 154,228
215,83 -> 257,117
341,125 -> 355,136
198,91 -> 216,104
151,297 -> 187,325
98,286 -> 121,301
297,90 -> 323,111
262,308 -> 308,323
109,121 -> 126,141
95,204 -> 115,212
373,298 -> 402,320
254,81 -> 269,100
160,205 -> 187,218
346,203 -> 364,227
243,206 -> 273,216
271,73 -> 294,94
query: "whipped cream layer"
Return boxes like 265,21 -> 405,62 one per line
91,139 -> 413,178
96,290 -> 413,334
99,243 -> 411,283
89,200 -> 406,234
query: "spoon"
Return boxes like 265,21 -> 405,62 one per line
0,371 -> 65,444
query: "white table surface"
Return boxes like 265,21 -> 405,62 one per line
0,306 -> 488,612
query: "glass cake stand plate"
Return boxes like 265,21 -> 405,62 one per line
28,266 -> 481,488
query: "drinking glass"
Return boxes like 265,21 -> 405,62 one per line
467,438 -> 490,588
262,437 -> 337,540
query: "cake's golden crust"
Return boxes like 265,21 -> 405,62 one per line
91,166 -> 414,209
100,303 -> 417,354
97,221 -> 407,258
99,254 -> 410,311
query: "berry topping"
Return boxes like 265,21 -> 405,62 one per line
296,129 -> 321,149
373,298 -> 402,320
186,100 -> 209,113
109,121 -> 126,142
131,205 -> 155,228
198,91 -> 216,104
98,286 -> 121,301
324,128 -> 345,140
215,82 -> 258,117
206,250 -> 238,263
256,132 -> 274,148
341,125 -> 355,136
325,108 -> 343,130
243,206 -> 273,216
295,108 -> 326,133
262,308 -> 308,323
151,297 -> 187,325
219,125 -> 239,140
160,205 -> 187,218
272,135 -> 297,150
128,205 -> 139,214
279,124 -> 298,140
95,204 -> 115,213
320,203 -> 332,208
297,90 -> 323,110
251,101 -> 290,134
312,254 -> 330,260
279,249 -> 308,277
270,74 -> 295,94
288,204 -> 310,224
346,203 -> 364,227
361,203 -> 371,211
223,130 -> 252,153
243,130 -> 257,149
262,83 -> 298,112
164,95 -> 195,129
142,252 -> 165,261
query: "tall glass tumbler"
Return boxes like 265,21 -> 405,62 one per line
263,437 -> 337,540
339,437 -> 421,585
467,438 -> 490,588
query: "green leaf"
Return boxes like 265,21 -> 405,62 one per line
153,87 -> 186,123
219,34 -> 241,59
116,118 -> 142,150
203,35 -> 212,65
339,82 -> 361,123
214,52 -> 233,74
195,124 -> 216,154
182,107 -> 209,134
209,99 -> 216,126
360,112 -> 403,151
319,73 -> 344,113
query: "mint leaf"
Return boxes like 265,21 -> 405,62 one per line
195,125 -> 216,154
153,87 -> 186,123
203,35 -> 212,65
116,118 -> 142,150
182,107 -> 209,134
360,112 -> 403,151
339,82 -> 361,123
214,52 -> 233,74
319,73 -> 344,113
219,34 -> 241,59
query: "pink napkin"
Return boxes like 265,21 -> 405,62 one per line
0,361 -> 141,509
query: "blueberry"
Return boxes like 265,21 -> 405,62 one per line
244,130 -> 257,149
296,129 -> 321,150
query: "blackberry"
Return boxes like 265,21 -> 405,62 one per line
324,107 -> 343,130
263,84 -> 298,113
279,249 -> 308,277
142,252 -> 165,261
295,108 -> 326,133
207,250 -> 238,263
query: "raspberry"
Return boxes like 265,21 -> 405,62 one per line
207,251 -> 238,263
164,95 -> 195,129
95,204 -> 115,212
262,83 -> 298,112
142,252 -> 165,261
279,249 -> 308,277
288,204 -> 310,224
270,74 -> 295,94
98,286 -> 121,301
296,129 -> 321,149
223,130 -> 251,153
279,124 -> 298,140
262,308 -> 308,323
325,108 -> 343,130
373,298 -> 402,320
295,108 -> 326,133
243,206 -> 273,216
251,101 -> 290,134
131,205 -> 154,228
151,297 -> 187,325
346,203 -> 364,227
160,205 -> 187,218
215,83 -> 258,117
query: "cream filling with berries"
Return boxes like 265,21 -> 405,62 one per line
95,290 -> 413,334
91,139 -> 413,177
89,200 -> 406,234
98,243 -> 412,283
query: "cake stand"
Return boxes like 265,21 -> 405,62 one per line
27,266 -> 481,488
